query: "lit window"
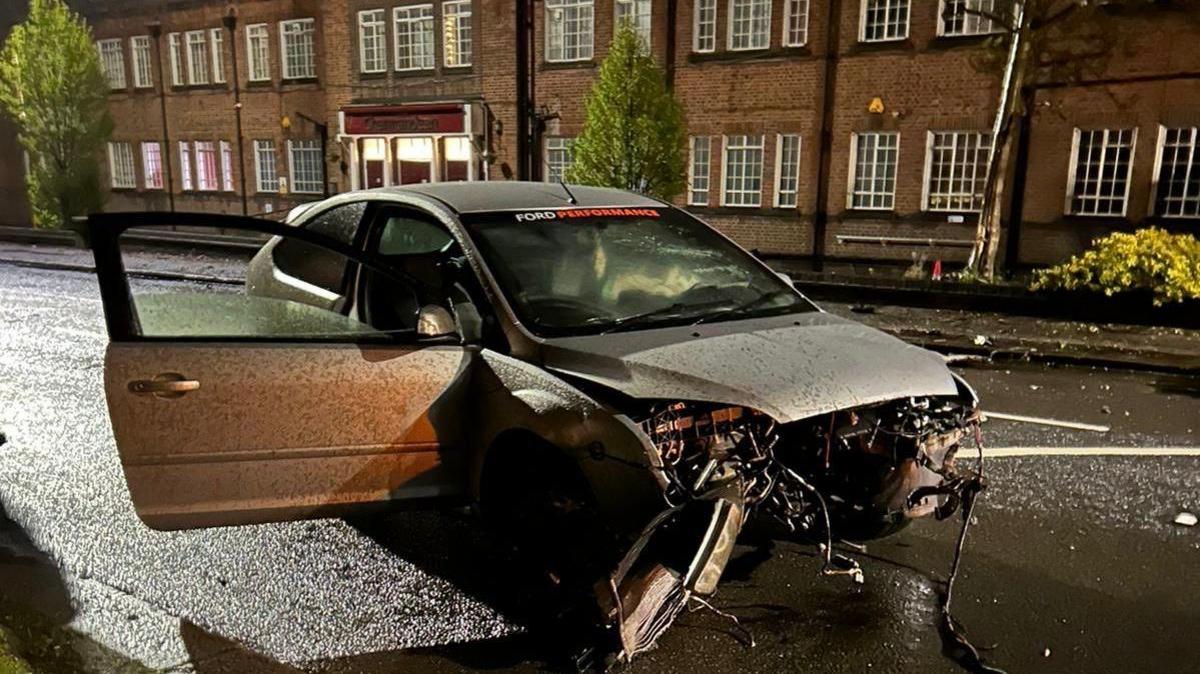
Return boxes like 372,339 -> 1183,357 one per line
728,0 -> 771,51
783,0 -> 810,46
395,5 -> 435,71
940,0 -> 1000,37
210,28 -> 226,83
179,141 -> 193,191
107,142 -> 135,189
688,136 -> 711,206
358,9 -> 387,73
220,141 -> 235,192
614,0 -> 651,48
254,140 -> 278,192
185,31 -> 209,85
776,134 -> 802,208
722,135 -> 764,207
167,33 -> 184,86
860,0 -> 910,42
693,0 -> 716,52
443,1 -> 473,67
280,19 -> 316,79
246,24 -> 271,81
289,140 -> 324,193
924,130 -> 992,212
546,0 -> 594,63
194,141 -> 219,191
442,136 -> 473,181
544,137 -> 575,182
1154,126 -> 1200,218
97,39 -> 126,89
849,131 -> 899,210
1068,128 -> 1136,217
131,36 -> 153,88
395,137 -> 435,184
141,142 -> 163,189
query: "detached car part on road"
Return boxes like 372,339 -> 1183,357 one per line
76,183 -> 985,664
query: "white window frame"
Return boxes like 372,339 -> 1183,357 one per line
279,18 -> 317,80
921,130 -> 992,212
688,136 -> 712,207
179,141 -> 193,191
358,9 -> 388,73
545,0 -> 595,63
847,131 -> 900,210
253,140 -> 279,193
693,0 -> 716,52
131,36 -> 154,89
210,28 -> 227,84
783,0 -> 810,47
775,134 -> 802,208
544,137 -> 575,182
394,5 -> 436,71
167,33 -> 184,86
859,0 -> 910,43
721,134 -> 765,207
614,0 -> 652,48
727,0 -> 772,52
443,0 -> 474,67
1150,125 -> 1200,219
246,24 -> 271,81
288,139 -> 324,194
219,140 -> 235,192
937,0 -> 1001,37
1065,127 -> 1138,217
97,39 -> 126,90
141,141 -> 164,190
107,142 -> 136,189
193,141 -> 219,191
184,30 -> 209,85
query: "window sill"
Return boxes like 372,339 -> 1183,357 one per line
687,46 -> 813,64
358,70 -> 388,80
841,208 -> 900,220
849,39 -> 915,55
541,59 -> 596,71
281,77 -> 319,87
247,79 -> 274,88
110,187 -> 138,192
927,34 -> 997,51
393,68 -> 437,79
689,205 -> 801,219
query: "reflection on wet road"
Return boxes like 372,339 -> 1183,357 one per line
1,263 -> 1197,672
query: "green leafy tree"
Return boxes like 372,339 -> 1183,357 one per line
565,24 -> 686,200
0,0 -> 111,228
959,0 -> 1200,279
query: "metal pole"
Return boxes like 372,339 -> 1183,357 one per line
224,11 -> 249,216
147,22 -> 174,212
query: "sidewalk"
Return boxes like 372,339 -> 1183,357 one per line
820,300 -> 1200,374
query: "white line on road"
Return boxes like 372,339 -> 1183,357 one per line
983,446 -> 1200,458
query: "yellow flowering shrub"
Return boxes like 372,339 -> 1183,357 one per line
1031,228 -> 1200,305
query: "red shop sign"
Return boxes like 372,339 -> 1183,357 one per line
343,104 -> 465,135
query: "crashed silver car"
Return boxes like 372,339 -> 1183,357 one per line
78,182 -> 983,662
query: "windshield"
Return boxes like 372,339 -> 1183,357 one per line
461,207 -> 816,337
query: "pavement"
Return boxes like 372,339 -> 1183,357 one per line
0,261 -> 1197,673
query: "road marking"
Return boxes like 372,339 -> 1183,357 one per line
983,446 -> 1200,458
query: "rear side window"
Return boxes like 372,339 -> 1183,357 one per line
273,202 -> 367,293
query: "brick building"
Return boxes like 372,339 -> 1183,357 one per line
74,0 -> 1200,266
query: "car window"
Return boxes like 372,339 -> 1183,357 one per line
272,201 -> 368,294
118,223 -> 408,341
377,214 -> 455,256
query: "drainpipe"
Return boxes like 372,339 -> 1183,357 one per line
223,10 -> 249,216
811,0 -> 844,272
147,21 -> 174,212
665,0 -> 678,90
515,0 -> 532,180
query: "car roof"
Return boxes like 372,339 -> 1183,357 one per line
367,181 -> 666,214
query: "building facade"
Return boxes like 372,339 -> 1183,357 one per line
79,0 -> 1200,266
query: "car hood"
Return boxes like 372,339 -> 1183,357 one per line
540,311 -> 960,423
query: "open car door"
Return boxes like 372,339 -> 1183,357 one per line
80,212 -> 473,530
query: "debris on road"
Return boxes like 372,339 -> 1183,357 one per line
1174,512 -> 1197,527
973,334 -> 991,347
981,411 -> 1110,434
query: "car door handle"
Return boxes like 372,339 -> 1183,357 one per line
128,374 -> 200,398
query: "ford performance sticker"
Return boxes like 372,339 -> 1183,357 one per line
514,208 -> 661,222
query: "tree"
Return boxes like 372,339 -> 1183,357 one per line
565,24 -> 687,200
959,0 -> 1200,279
0,0 -> 111,228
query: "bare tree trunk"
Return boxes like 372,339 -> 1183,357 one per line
968,0 -> 1028,279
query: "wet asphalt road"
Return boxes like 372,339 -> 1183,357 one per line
1,262 -> 1198,673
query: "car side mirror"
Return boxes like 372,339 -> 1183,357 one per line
453,300 -> 483,344
417,305 -> 457,339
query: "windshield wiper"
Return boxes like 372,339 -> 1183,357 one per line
599,302 -> 710,334
691,288 -> 795,325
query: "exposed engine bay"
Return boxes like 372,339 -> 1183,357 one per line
600,389 -> 988,663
